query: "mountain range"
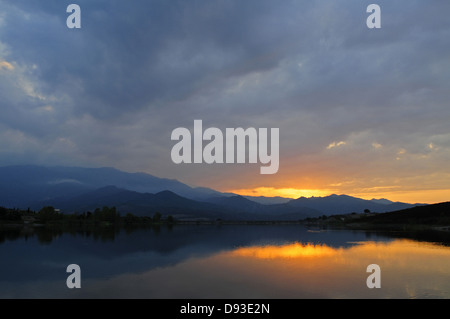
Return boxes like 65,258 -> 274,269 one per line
0,165 -> 424,221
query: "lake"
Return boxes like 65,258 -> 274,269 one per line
1,224 -> 449,299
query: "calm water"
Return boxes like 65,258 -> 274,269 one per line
1,224 -> 449,299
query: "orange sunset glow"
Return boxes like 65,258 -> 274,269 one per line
228,187 -> 450,204
228,187 -> 332,199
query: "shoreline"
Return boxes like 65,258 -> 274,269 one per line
1,219 -> 449,231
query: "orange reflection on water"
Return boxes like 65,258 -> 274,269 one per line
221,239 -> 450,298
230,239 -> 450,262
233,242 -> 341,259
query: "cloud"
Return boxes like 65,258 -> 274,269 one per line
327,141 -> 346,150
372,142 -> 382,149
0,60 -> 13,70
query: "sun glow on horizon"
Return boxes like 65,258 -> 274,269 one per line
226,186 -> 450,204
228,187 -> 332,199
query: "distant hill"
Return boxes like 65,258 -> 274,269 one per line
206,195 -> 263,213
44,186 -> 228,220
205,195 -> 322,219
287,194 -> 420,215
243,195 -> 292,205
353,202 -> 450,226
370,198 -> 394,205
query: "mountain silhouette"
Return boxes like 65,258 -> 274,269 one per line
0,165 -> 422,220
287,194 -> 419,215
39,186 -> 321,220
44,186 -> 227,219
0,165 -> 224,209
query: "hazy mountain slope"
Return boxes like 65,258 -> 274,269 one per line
0,165 -> 224,208
243,195 -> 292,205
45,186 -> 227,219
288,194 -> 419,215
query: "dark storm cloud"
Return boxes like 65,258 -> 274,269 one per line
1,0 -> 310,120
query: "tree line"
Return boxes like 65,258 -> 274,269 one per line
0,206 -> 175,226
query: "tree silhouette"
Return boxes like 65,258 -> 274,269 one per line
153,212 -> 162,223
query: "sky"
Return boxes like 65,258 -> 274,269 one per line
0,0 -> 449,204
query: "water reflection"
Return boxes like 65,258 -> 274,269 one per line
222,239 -> 450,299
76,239 -> 447,299
233,242 -> 339,258
1,225 -> 449,298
